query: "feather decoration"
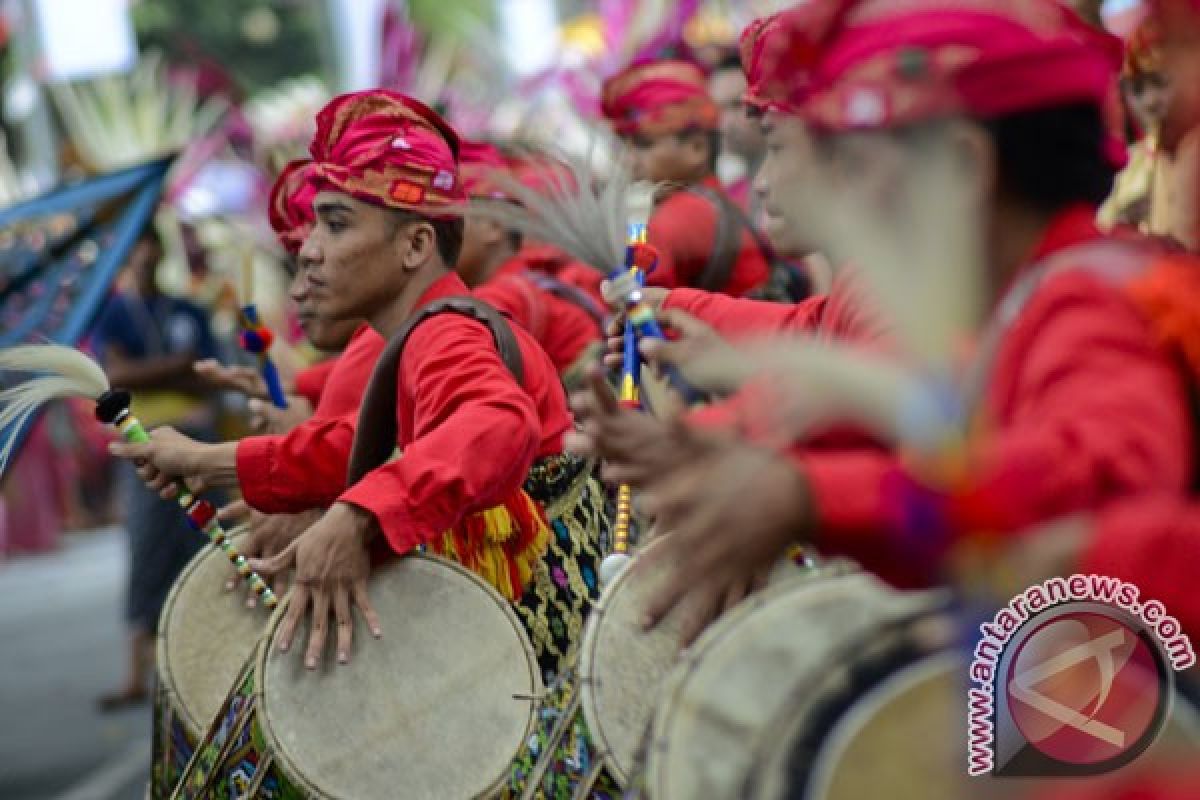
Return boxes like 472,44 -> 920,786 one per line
0,346 -> 109,474
0,344 -> 278,606
0,132 -> 28,210
776,122 -> 986,374
631,0 -> 704,63
680,335 -> 962,453
468,142 -> 652,274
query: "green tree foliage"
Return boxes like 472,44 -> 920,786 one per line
132,0 -> 328,96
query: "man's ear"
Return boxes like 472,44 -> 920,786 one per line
943,118 -> 995,205
682,129 -> 712,164
481,219 -> 506,247
399,221 -> 438,271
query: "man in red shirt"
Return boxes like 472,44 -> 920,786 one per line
456,140 -> 605,388
575,0 -> 1195,642
597,11 -> 880,368
210,159 -> 386,594
601,59 -> 771,297
114,91 -> 606,678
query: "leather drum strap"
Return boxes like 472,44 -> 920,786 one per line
346,296 -> 524,486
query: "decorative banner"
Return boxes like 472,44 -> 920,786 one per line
0,155 -> 174,469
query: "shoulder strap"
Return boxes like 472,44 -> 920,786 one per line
691,185 -> 744,292
691,184 -> 810,302
522,270 -> 607,330
346,296 -> 524,486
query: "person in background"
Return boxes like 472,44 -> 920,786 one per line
1100,14 -> 1177,235
457,141 -> 605,389
91,224 -> 221,709
709,50 -> 767,223
601,59 -> 772,297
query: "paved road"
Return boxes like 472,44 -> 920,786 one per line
0,528 -> 150,800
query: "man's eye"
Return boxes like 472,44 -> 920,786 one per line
326,218 -> 347,233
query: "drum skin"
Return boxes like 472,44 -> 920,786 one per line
577,539 -> 687,786
642,572 -> 947,800
745,608 -> 1200,800
158,528 -> 269,740
255,553 -> 542,799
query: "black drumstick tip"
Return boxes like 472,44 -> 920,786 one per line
94,388 -> 132,424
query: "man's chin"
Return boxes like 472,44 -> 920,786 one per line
765,219 -> 794,252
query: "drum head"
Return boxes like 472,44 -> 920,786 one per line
751,619 -> 1200,800
646,573 -> 946,800
256,554 -> 541,799
807,652 -> 964,800
578,539 -> 685,785
157,529 -> 269,739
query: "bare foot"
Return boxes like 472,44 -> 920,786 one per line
96,686 -> 148,712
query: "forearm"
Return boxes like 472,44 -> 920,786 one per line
187,441 -> 242,489
108,354 -> 207,392
663,288 -> 823,338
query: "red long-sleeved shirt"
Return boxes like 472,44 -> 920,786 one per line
664,276 -> 885,433
259,272 -> 570,555
645,176 -> 769,297
293,358 -> 339,408
236,324 -> 384,512
1080,495 -> 1200,646
794,208 -> 1193,586
661,275 -> 879,343
474,250 -> 603,376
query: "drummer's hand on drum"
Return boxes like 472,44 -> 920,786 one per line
250,502 -> 383,669
226,509 -> 321,606
639,441 -> 814,646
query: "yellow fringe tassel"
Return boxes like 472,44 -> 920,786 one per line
432,489 -> 551,603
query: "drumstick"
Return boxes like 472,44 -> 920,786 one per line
0,344 -> 279,609
599,224 -> 650,586
236,247 -> 288,409
605,244 -> 703,406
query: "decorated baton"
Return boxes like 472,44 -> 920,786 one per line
0,345 -> 278,610
607,229 -> 704,406
599,224 -> 652,585
237,249 -> 288,409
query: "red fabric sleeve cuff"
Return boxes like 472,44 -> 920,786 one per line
236,436 -> 283,512
338,475 -> 441,556
795,450 -> 893,541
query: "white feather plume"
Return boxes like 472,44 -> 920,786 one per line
468,142 -> 653,275
679,334 -> 960,453
0,346 -> 110,475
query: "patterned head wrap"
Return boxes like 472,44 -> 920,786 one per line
308,89 -> 466,219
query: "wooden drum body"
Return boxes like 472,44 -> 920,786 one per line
178,553 -> 542,799
153,530 -> 268,799
637,572 -> 947,800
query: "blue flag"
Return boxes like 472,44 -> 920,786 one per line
0,155 -> 174,470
